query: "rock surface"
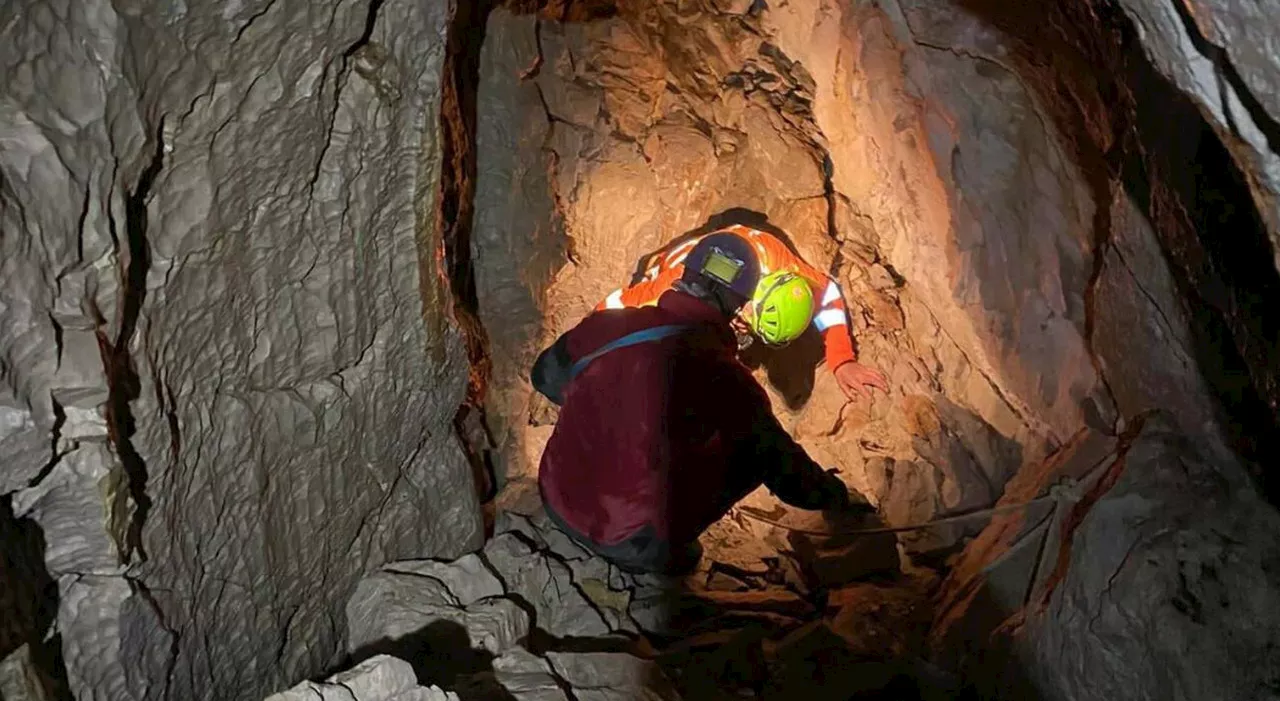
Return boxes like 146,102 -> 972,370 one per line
468,1 -> 1280,700
347,569 -> 530,659
469,0 -> 1117,559
7,0 -> 1280,698
0,644 -> 54,701
264,655 -> 457,701
1113,0 -> 1280,261
1,0 -> 482,698
933,417 -> 1280,700
1024,419 -> 1280,701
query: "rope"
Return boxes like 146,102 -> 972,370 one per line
732,494 -> 1059,537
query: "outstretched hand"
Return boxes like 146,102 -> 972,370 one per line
834,361 -> 890,401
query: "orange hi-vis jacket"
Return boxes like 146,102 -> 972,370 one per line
596,225 -> 858,371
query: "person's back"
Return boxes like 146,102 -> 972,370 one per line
533,233 -> 855,574
536,290 -> 746,552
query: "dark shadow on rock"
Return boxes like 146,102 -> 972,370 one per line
934,397 -> 1024,494
738,326 -> 825,410
0,495 -> 72,700
345,619 -> 516,701
931,585 -> 1048,701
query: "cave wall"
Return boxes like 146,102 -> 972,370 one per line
922,0 -> 1280,698
1027,417 -> 1280,701
3,0 -> 1279,699
1114,0 -> 1280,266
471,0 -> 1115,551
0,1 -> 483,699
468,0 -> 1280,698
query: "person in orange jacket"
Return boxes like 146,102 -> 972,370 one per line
596,224 -> 889,400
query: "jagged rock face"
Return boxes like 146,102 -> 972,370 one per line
471,0 -> 1110,548
5,0 -> 1280,700
1,1 -> 482,699
331,510 -> 931,701
1113,0 -> 1280,262
467,0 -> 1280,699
1027,419 -> 1280,701
264,655 -> 458,701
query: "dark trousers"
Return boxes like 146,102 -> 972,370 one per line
542,504 -> 703,575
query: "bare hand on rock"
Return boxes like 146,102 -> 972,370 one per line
835,361 -> 890,402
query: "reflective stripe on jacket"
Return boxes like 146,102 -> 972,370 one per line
595,225 -> 857,370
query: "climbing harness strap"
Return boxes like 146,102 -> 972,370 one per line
568,324 -> 693,382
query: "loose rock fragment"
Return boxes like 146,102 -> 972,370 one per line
383,554 -> 506,606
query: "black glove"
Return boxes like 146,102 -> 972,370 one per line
821,469 -> 877,515
818,469 -> 851,510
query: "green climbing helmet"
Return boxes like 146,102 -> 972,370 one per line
749,271 -> 814,346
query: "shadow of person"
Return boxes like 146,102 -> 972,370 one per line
737,326 -> 825,410
345,619 -> 516,701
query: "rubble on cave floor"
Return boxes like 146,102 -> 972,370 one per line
270,507 -> 956,701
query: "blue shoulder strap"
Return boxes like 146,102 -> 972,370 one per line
568,324 -> 692,382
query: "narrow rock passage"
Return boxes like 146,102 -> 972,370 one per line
6,0 -> 1280,699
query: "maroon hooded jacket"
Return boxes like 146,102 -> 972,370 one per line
532,289 -> 844,549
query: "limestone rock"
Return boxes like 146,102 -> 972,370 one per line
263,655 -> 458,701
480,533 -> 612,639
1093,187 -> 1231,458
0,645 -> 52,701
347,570 -> 529,658
698,517 -> 778,577
382,554 -> 506,607
789,530 -> 901,588
2,0 -> 482,698
456,648 -> 570,701
0,500 -> 56,686
1021,419 -> 1280,701
327,656 -> 419,701
1112,0 -> 1280,255
8,1 -> 1280,700
627,585 -> 685,638
682,590 -> 814,619
473,9 -> 567,488
564,557 -> 638,635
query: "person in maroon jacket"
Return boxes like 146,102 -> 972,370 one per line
531,233 -> 868,575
